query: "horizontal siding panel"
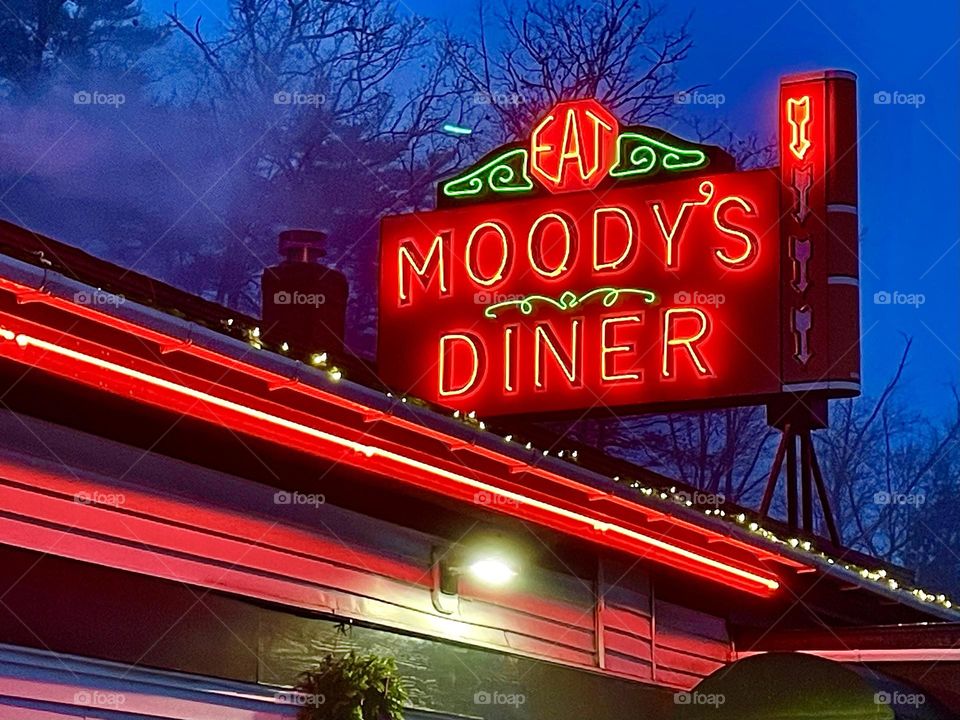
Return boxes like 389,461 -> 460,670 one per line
462,577 -> 595,629
601,605 -> 652,639
0,483 -> 438,612
656,600 -> 728,642
604,652 -> 653,681
655,646 -> 725,678
0,708 -> 77,720
502,631 -> 595,666
654,667 -> 701,690
461,600 -> 594,653
603,629 -> 652,662
0,676 -> 288,720
656,629 -> 729,661
0,478 -> 601,658
0,446 -> 430,574
602,583 -> 650,612
602,558 -> 652,596
0,413 -> 745,685
0,512 -> 575,667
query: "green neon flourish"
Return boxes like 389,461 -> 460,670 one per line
609,133 -> 708,178
483,287 -> 657,319
441,148 -> 535,198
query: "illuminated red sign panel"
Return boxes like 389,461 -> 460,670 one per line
777,72 -> 861,391
379,73 -> 860,417
529,98 -> 619,193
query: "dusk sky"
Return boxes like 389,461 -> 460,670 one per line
138,0 -> 960,415
3,1 -> 960,709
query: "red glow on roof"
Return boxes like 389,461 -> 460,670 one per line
0,275 -> 807,597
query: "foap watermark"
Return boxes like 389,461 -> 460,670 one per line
274,90 -> 326,108
873,90 -> 925,108
274,491 -> 325,507
677,489 -> 726,507
473,490 -> 519,509
74,90 -> 126,108
674,90 -> 725,108
474,690 -> 526,708
874,491 -> 925,507
274,290 -> 326,307
473,91 -> 526,106
275,691 -> 325,707
75,490 -> 126,508
873,290 -> 925,308
474,291 -> 523,305
674,290 -> 725,307
74,290 -> 125,306
674,691 -> 725,707
74,690 -> 126,709
875,690 -> 926,709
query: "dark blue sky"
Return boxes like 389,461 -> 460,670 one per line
646,0 -> 960,416
145,0 -> 959,414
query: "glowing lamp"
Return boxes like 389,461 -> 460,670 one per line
467,557 -> 517,586
431,546 -> 520,613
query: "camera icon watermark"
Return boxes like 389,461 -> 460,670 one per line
74,490 -> 126,507
674,289 -> 725,307
474,690 -> 526,707
473,91 -> 526,106
873,90 -> 925,108
273,290 -> 326,307
676,489 -> 726,507
873,290 -> 925,308
274,490 -> 325,508
873,491 -> 925,507
875,690 -> 926,708
275,691 -> 325,707
474,291 -> 522,305
674,90 -> 725,108
674,691 -> 725,707
74,290 -> 125,306
273,90 -> 325,108
473,490 -> 519,509
73,90 -> 126,108
74,690 -> 126,708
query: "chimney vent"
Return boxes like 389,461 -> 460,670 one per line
261,229 -> 348,356
278,228 -> 327,263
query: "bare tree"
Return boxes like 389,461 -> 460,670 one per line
165,0 -> 471,338
820,339 -> 960,560
0,0 -> 164,95
443,0 -> 697,141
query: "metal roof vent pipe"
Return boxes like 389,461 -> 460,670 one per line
261,229 -> 348,356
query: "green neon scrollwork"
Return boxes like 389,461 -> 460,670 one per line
483,287 -> 657,319
609,133 -> 708,178
441,148 -> 535,198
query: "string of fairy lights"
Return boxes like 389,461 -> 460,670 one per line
227,318 -> 956,616
15,248 -> 947,613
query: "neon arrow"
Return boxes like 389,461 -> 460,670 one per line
791,236 -> 811,292
786,96 -> 812,160
793,306 -> 813,365
791,165 -> 813,224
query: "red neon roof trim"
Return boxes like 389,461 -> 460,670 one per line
0,277 -> 801,569
0,271 -> 818,592
0,319 -> 780,596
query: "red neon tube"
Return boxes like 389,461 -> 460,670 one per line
0,277 -> 798,570
0,324 -> 779,596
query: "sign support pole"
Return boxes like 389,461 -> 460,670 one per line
760,398 -> 840,546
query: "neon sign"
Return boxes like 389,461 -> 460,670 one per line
777,70 -> 861,388
529,99 -> 618,193
786,96 -> 812,160
381,73 -> 861,418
